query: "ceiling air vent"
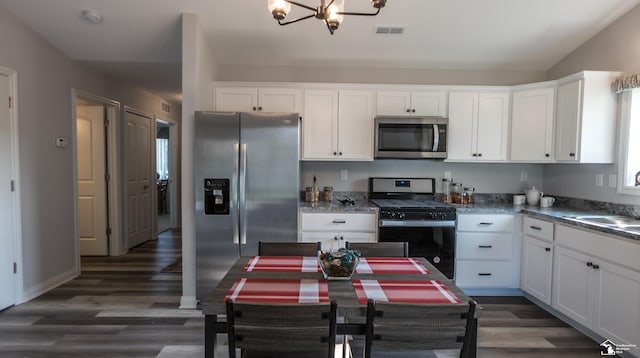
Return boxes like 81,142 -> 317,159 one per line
375,25 -> 405,35
161,102 -> 171,114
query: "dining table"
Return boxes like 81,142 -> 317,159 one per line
200,255 -> 477,358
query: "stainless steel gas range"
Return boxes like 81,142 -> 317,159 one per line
369,177 -> 456,279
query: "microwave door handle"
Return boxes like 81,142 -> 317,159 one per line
432,124 -> 440,151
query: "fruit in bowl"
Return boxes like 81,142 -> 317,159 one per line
318,248 -> 360,280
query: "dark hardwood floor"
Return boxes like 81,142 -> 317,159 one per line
0,230 -> 604,357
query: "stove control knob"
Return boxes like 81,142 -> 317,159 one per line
430,212 -> 437,220
389,212 -> 396,219
398,213 -> 406,220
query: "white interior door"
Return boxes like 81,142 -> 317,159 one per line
125,109 -> 153,248
77,105 -> 108,255
0,72 -> 16,310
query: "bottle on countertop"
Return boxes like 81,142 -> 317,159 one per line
312,175 -> 320,202
323,186 -> 334,202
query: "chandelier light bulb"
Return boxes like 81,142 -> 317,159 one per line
268,0 -> 291,20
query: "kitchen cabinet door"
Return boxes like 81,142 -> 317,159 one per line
510,87 -> 555,161
521,236 -> 553,305
214,87 -> 302,113
214,87 -> 257,112
300,232 -> 342,251
376,91 -> 447,116
593,261 -> 640,351
302,90 -> 339,159
552,246 -> 592,327
447,92 -> 509,161
337,90 -> 374,160
554,72 -> 620,163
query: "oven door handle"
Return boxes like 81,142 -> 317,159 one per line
379,220 -> 456,228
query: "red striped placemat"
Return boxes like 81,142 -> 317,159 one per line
243,256 -> 320,273
223,278 -> 329,303
355,257 -> 430,275
352,279 -> 461,304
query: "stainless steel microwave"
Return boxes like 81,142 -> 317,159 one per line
374,116 -> 448,159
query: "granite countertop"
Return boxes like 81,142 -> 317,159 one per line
299,199 -> 378,213
455,203 -> 640,241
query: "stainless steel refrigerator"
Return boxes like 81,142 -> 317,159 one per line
194,111 -> 300,302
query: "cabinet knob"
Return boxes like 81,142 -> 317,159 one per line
340,236 -> 344,241
592,264 -> 600,270
569,153 -> 576,157
411,109 -> 416,113
545,247 -> 551,252
252,106 -> 257,111
586,262 -> 593,267
477,153 -> 482,157
406,109 -> 411,113
472,153 -> 477,157
339,152 -> 343,156
333,151 -> 337,156
334,236 -> 338,241
545,153 -> 550,157
258,106 -> 262,111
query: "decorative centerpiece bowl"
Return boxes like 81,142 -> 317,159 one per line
318,248 -> 360,280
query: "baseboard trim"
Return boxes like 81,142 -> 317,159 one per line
180,295 -> 198,309
459,287 -> 523,296
20,266 -> 80,303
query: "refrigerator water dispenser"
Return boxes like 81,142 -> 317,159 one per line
204,178 -> 229,215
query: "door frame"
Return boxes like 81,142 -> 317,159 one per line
155,117 -> 179,231
0,65 -> 23,304
71,89 -> 123,256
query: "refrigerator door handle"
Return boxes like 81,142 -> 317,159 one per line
239,143 -> 248,245
232,143 -> 240,244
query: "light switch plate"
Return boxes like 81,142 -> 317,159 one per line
340,169 -> 348,181
595,173 -> 604,187
520,170 -> 528,182
608,174 -> 617,188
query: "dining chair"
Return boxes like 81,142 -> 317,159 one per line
258,241 -> 322,256
345,242 -> 409,257
362,299 -> 477,358
225,299 -> 338,358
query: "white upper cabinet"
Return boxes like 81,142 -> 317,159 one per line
214,87 -> 303,114
554,72 -> 620,163
302,89 -> 374,161
510,86 -> 555,162
377,91 -> 447,117
447,92 -> 509,161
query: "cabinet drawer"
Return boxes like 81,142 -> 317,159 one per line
456,233 -> 513,259
455,260 -> 513,287
523,216 -> 554,241
301,213 -> 376,232
457,214 -> 514,232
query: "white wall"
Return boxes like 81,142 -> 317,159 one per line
180,13 -> 219,308
0,3 -> 182,302
301,161 -> 544,195
544,3 -> 640,204
218,64 -> 546,86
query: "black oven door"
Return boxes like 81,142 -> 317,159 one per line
378,225 -> 455,279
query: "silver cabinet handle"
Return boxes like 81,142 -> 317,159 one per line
332,219 -> 347,224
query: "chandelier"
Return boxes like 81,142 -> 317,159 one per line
267,0 -> 388,35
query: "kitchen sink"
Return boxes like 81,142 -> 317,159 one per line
564,215 -> 640,232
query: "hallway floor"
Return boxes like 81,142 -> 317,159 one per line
0,230 -> 603,357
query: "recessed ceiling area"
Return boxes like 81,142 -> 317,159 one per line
1,0 -> 638,103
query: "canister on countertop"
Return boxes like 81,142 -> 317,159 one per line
464,187 -> 475,204
451,182 -> 463,204
305,187 -> 314,202
323,186 -> 334,202
442,178 -> 452,203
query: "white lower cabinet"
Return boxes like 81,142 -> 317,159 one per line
553,225 -> 640,357
520,216 -> 554,305
455,214 -> 518,290
300,212 -> 377,250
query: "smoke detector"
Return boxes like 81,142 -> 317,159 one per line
81,10 -> 103,25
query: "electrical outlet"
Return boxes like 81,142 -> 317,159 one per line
340,169 -> 348,181
520,170 -> 528,182
609,174 -> 617,188
595,173 -> 604,187
444,171 -> 452,180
